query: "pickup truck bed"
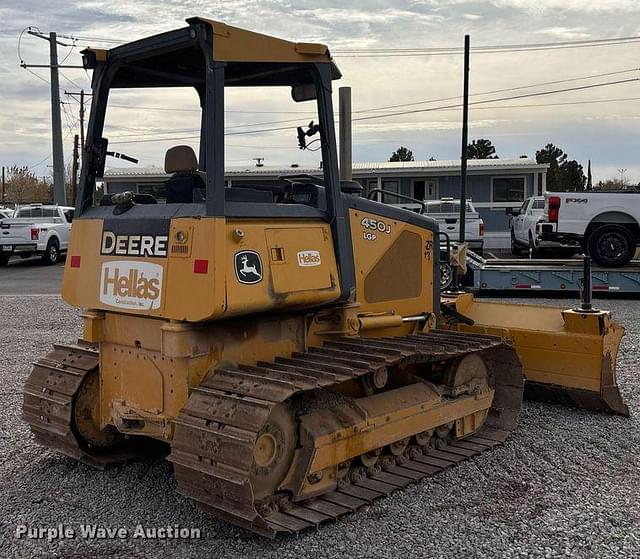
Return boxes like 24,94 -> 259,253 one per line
541,191 -> 640,267
0,205 -> 74,266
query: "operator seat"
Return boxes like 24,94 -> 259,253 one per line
164,145 -> 206,203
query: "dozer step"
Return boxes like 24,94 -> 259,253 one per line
169,330 -> 524,537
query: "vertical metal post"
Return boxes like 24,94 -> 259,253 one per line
49,32 -> 66,205
339,86 -> 352,181
458,34 -> 470,244
447,35 -> 471,295
581,255 -> 593,311
1,166 -> 5,204
79,89 -> 85,165
71,134 -> 79,204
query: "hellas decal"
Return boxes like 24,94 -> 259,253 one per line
297,250 -> 321,267
100,260 -> 163,310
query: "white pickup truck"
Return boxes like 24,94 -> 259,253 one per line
0,204 -> 74,266
508,196 -> 562,255
395,198 -> 484,254
540,191 -> 640,267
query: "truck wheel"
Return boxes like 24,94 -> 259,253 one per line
510,229 -> 522,256
41,239 -> 59,265
588,225 -> 635,267
0,254 -> 9,267
528,233 -> 539,258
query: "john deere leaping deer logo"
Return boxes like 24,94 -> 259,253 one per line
234,251 -> 263,284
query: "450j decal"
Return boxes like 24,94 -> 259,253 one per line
361,217 -> 392,241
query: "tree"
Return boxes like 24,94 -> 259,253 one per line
535,144 -> 586,192
597,179 -> 624,191
389,146 -> 414,162
561,160 -> 586,192
466,139 -> 498,159
4,165 -> 51,205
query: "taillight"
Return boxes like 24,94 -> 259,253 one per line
479,222 -> 484,236
30,228 -> 39,241
548,196 -> 561,222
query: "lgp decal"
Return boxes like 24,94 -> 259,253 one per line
235,251 -> 263,284
100,260 -> 163,310
297,250 -> 321,267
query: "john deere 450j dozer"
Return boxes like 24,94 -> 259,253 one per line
23,18 -> 628,537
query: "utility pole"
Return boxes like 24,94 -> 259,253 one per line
618,168 -> 627,187
65,90 -> 91,167
447,34 -> 471,294
339,86 -> 352,181
26,30 -> 67,205
71,134 -> 79,203
458,34 -> 470,246
1,166 -> 5,205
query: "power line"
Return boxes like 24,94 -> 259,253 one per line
334,35 -> 640,57
103,66 -> 639,128
108,77 -> 639,144
352,77 -> 640,122
356,68 -> 640,114
63,32 -> 640,55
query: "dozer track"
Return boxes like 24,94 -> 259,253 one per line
23,344 -> 153,469
169,329 -> 524,537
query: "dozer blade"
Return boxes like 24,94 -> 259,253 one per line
443,293 -> 629,416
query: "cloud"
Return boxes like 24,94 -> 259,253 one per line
535,27 -> 592,39
0,0 -> 637,186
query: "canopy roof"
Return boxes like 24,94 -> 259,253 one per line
190,18 -> 332,64
84,18 -> 340,89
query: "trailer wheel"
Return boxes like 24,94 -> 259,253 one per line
588,224 -> 635,267
0,254 -> 9,267
440,262 -> 453,291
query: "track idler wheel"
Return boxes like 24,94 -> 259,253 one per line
444,353 -> 490,396
251,404 -> 297,501
73,370 -> 122,451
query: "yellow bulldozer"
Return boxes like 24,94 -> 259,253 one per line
23,18 -> 628,537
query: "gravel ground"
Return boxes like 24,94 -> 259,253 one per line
1,295 -> 639,559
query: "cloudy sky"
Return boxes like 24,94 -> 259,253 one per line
1,0 -> 639,184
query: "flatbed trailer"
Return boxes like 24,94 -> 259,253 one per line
465,252 -> 640,294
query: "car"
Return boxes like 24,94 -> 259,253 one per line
0,204 -> 74,266
507,196 -> 562,256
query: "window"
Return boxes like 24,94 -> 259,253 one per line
366,180 -> 378,197
532,199 -> 544,210
424,201 -> 473,214
518,199 -> 529,214
380,180 -> 399,203
412,179 -> 438,201
63,209 -> 74,223
492,177 -> 525,202
42,208 -> 56,218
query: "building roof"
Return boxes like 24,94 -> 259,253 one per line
104,158 -> 547,181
